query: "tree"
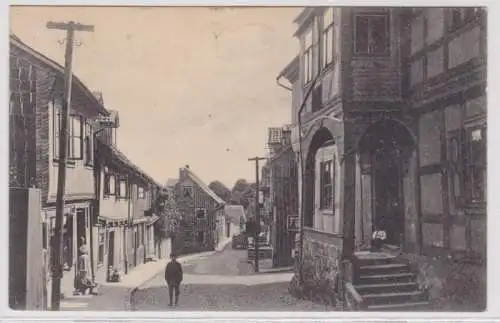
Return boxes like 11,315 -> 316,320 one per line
230,179 -> 256,209
153,188 -> 181,238
208,180 -> 231,203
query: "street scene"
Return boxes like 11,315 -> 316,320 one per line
9,6 -> 487,313
131,245 -> 326,311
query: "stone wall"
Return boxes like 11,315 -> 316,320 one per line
400,252 -> 486,311
298,229 -> 342,304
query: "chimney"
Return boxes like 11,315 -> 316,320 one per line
179,165 -> 190,180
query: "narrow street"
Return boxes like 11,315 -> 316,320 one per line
131,246 -> 327,311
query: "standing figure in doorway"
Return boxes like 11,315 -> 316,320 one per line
164,252 -> 183,307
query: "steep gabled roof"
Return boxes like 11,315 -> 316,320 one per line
97,140 -> 161,188
9,33 -> 109,116
181,167 -> 225,205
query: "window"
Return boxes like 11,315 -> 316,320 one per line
449,8 -> 480,31
183,186 -> 193,198
134,226 -> 139,248
355,14 -> 390,55
104,172 -> 116,196
197,231 -> 204,244
320,159 -> 334,210
303,28 -> 314,84
53,106 -> 83,160
322,8 -> 335,68
311,83 -> 323,112
447,123 -> 486,207
138,186 -> 145,199
118,178 -> 128,199
465,126 -> 486,204
447,129 -> 465,209
196,208 -> 207,219
98,229 -> 105,266
84,122 -> 93,165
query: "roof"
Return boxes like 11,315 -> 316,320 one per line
181,167 -> 226,205
97,140 -> 161,188
9,33 -> 109,116
224,205 -> 246,225
166,178 -> 179,188
278,55 -> 299,82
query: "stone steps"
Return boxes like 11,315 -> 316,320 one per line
351,252 -> 430,311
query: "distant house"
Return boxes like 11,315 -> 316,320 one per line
173,165 -> 226,254
224,205 -> 246,238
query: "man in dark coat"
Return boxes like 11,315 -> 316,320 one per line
165,252 -> 183,306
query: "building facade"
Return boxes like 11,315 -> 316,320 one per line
10,34 -> 117,300
94,139 -> 161,283
278,7 -> 486,310
172,166 -> 226,254
224,205 -> 246,238
9,34 -> 163,305
264,127 -> 299,268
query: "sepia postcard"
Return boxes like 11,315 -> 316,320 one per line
5,3 -> 493,321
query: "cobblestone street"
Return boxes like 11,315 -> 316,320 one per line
131,246 -> 327,311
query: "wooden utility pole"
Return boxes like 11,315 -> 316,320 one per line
248,156 -> 265,273
46,21 -> 94,311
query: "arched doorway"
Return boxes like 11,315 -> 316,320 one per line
303,127 -> 335,229
358,119 -> 416,247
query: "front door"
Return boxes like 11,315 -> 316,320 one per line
373,161 -> 404,246
108,231 -> 115,268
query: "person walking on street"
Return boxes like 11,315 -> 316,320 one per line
165,252 -> 183,307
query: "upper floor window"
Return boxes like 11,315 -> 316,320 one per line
319,158 -> 335,210
303,28 -> 314,84
54,106 -> 83,160
84,121 -> 93,166
117,177 -> 128,199
322,8 -> 335,68
138,186 -> 145,199
449,8 -> 481,31
104,172 -> 116,196
183,186 -> 193,198
196,208 -> 207,219
355,14 -> 390,56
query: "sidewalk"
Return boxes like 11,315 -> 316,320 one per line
60,239 -> 233,311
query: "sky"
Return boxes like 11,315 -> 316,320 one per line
10,6 -> 301,188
